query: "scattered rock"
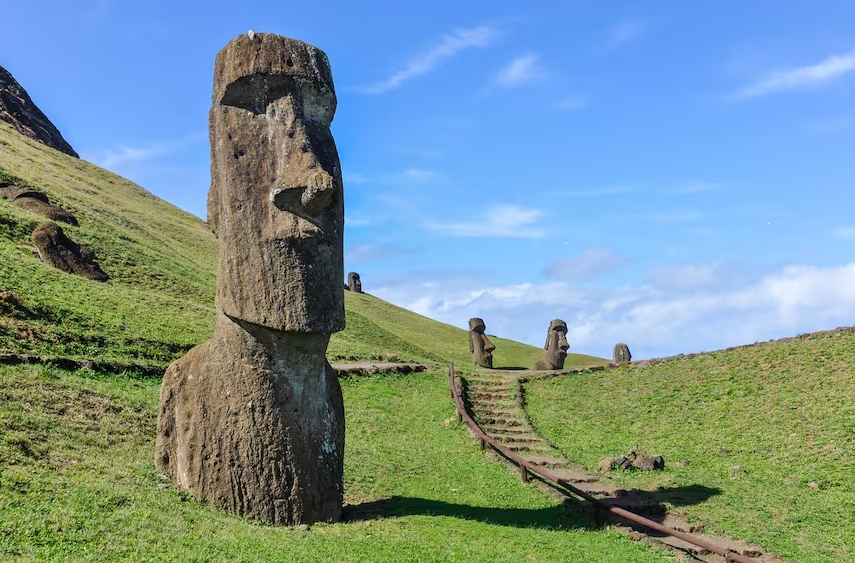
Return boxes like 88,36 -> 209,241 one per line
808,481 -> 820,490
625,445 -> 665,471
0,65 -> 79,157
294,524 -> 310,532
717,448 -> 732,454
157,483 -> 170,490
597,456 -> 631,472
31,222 -> 108,281
730,465 -> 746,474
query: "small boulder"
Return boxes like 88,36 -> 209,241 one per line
625,445 -> 665,471
597,456 -> 631,472
31,222 -> 108,281
0,185 -> 48,202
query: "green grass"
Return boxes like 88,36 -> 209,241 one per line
0,122 -> 603,370
524,330 -> 855,563
0,364 -> 674,562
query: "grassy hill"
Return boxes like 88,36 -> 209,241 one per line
0,121 -> 603,370
525,330 -> 855,563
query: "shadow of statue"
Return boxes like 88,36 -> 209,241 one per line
343,484 -> 721,531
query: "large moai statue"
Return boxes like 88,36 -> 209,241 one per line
156,32 -> 346,526
613,343 -> 632,364
347,271 -> 362,293
532,319 -> 570,370
468,317 -> 495,368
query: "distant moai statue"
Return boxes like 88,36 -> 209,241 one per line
532,319 -> 570,370
156,33 -> 346,526
613,343 -> 632,364
468,317 -> 496,368
347,271 -> 362,293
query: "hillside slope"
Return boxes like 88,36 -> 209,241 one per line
0,123 -> 604,369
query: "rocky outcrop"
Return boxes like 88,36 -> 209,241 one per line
31,222 -> 107,281
156,33 -> 346,526
0,65 -> 78,157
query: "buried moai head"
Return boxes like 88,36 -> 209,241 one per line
347,272 -> 362,293
468,317 -> 496,368
613,342 -> 632,364
207,33 -> 344,333
533,319 -> 569,370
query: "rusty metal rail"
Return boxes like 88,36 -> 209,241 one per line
448,363 -> 760,563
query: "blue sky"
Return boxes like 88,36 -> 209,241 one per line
3,1 -> 855,359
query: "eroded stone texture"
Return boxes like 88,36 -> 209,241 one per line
533,319 -> 569,370
468,317 -> 495,368
0,186 -> 79,225
0,65 -> 79,157
347,272 -> 362,293
156,32 -> 346,526
31,222 -> 107,281
613,342 -> 632,364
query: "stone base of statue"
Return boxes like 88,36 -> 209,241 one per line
155,313 -> 344,525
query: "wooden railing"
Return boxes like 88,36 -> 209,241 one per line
448,363 -> 761,563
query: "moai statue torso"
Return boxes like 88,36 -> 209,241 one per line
156,32 -> 346,526
533,319 -> 570,370
468,317 -> 495,368
613,343 -> 632,364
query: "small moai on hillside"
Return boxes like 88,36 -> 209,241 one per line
468,317 -> 496,368
156,32 -> 346,526
31,222 -> 107,281
613,343 -> 632,364
532,319 -> 570,370
347,271 -> 362,293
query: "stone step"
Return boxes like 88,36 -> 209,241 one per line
505,443 -> 553,453
547,469 -> 599,484
470,391 -> 516,401
476,408 -> 522,418
493,434 -> 543,444
478,417 -> 524,427
481,426 -> 532,435
519,455 -> 568,466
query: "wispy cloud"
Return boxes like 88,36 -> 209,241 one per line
604,18 -> 648,50
545,248 -> 629,281
427,204 -> 545,238
670,181 -> 719,194
555,186 -> 636,198
86,134 -> 204,169
729,48 -> 855,100
832,226 -> 855,240
554,94 -> 588,112
357,25 -> 500,94
495,54 -> 545,87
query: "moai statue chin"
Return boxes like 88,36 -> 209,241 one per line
156,32 -> 346,526
533,319 -> 570,370
613,343 -> 632,364
347,271 -> 362,293
468,317 -> 495,368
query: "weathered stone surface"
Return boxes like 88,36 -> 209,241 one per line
613,342 -> 632,364
31,222 -> 107,281
0,65 -> 78,157
347,272 -> 362,293
157,32 -> 346,526
532,319 -> 569,370
625,445 -> 665,471
597,456 -> 631,472
13,197 -> 78,225
206,33 -> 344,333
468,317 -> 495,368
156,314 -> 344,524
0,185 -> 48,202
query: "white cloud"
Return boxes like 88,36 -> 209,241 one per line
604,18 -> 648,50
554,95 -> 588,112
357,25 -> 500,94
729,48 -> 855,100
495,54 -> 545,87
427,204 -> 545,238
85,134 -> 204,169
546,248 -> 629,281
372,261 -> 855,361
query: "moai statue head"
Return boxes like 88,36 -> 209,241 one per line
207,33 -> 344,333
347,272 -> 362,293
613,343 -> 632,364
468,317 -> 495,368
541,319 -> 570,369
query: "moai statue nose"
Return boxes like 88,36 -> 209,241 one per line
301,170 -> 336,215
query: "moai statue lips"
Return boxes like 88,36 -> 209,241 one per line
468,317 -> 495,368
207,32 -> 344,333
533,319 -> 569,370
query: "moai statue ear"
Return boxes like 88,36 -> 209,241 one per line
469,332 -> 475,353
